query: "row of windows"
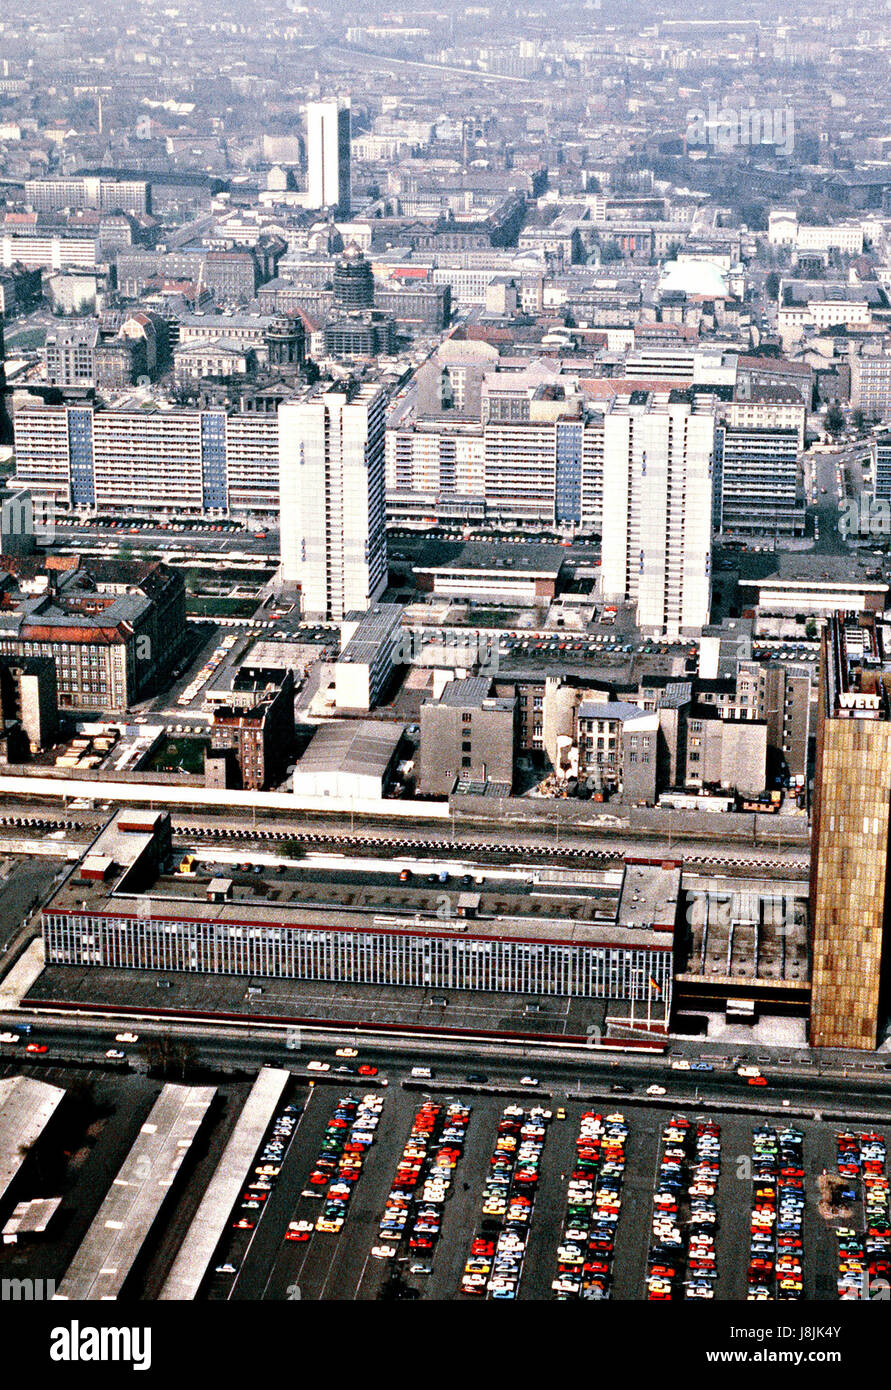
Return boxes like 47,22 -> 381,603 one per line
43,914 -> 673,1003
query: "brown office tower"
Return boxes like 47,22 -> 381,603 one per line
810,612 -> 891,1048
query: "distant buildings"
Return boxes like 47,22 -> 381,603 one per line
715,421 -> 804,537
278,383 -> 387,621
306,100 -> 351,216
24,176 -> 151,216
13,396 -> 281,519
0,556 -> 185,713
852,355 -> 891,421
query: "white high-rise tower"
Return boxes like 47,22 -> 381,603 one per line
601,391 -> 715,637
305,100 -> 351,215
278,384 -> 387,621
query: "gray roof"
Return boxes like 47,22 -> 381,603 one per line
577,699 -> 648,722
297,719 -> 403,778
413,540 -> 566,577
338,603 -> 404,665
658,681 -> 693,709
0,1075 -> 66,1203
55,1083 -> 216,1301
438,676 -> 492,707
159,1067 -> 289,1301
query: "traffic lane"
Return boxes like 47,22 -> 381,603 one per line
225,1082 -> 327,1301
605,1104 -> 661,1301
420,1092 -> 500,1300
309,1089 -> 418,1301
14,1027 -> 891,1116
517,1102 -> 580,1298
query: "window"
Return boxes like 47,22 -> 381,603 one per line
461,755 -> 471,768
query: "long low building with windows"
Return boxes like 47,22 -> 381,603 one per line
38,811 -> 678,1020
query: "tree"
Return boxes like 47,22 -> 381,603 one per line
145,1033 -> 197,1080
765,272 -> 780,301
825,402 -> 845,437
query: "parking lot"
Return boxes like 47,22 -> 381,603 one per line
0,1056 -> 873,1301
190,1082 -> 854,1301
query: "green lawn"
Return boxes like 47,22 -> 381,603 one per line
143,736 -> 210,775
186,596 -> 258,618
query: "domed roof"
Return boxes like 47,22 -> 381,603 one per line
339,241 -> 366,262
658,258 -> 729,299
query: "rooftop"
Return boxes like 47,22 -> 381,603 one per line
295,719 -> 403,780
54,1083 -> 216,1301
0,1075 -> 66,1204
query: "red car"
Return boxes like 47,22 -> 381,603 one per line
747,1076 -> 768,1087
358,1065 -> 378,1076
25,1043 -> 48,1054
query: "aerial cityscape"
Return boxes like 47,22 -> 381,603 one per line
0,0 -> 891,1342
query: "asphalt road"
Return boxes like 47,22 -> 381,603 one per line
9,1019 -> 891,1118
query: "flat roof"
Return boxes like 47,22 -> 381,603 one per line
337,604 -> 404,666
54,1083 -> 216,1301
0,1075 -> 66,1203
413,541 -> 565,578
2,1196 -> 62,1240
618,862 -> 681,932
45,858 -> 669,951
158,1067 -> 289,1301
740,578 -> 888,594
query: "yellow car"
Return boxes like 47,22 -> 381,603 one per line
336,1048 -> 358,1058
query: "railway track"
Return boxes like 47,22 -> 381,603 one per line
0,813 -> 809,876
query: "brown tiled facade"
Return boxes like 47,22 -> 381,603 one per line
809,616 -> 891,1049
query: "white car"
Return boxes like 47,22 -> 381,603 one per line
105,1049 -> 125,1060
307,1060 -> 330,1072
520,1076 -> 539,1087
372,1245 -> 397,1258
671,1060 -> 691,1070
647,1085 -> 666,1096
335,1047 -> 358,1058
0,1032 -> 20,1043
115,1032 -> 139,1043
